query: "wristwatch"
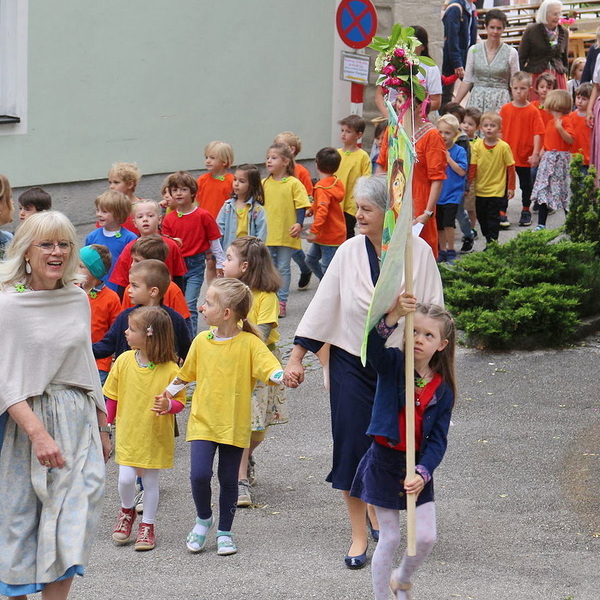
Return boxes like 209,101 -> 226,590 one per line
423,210 -> 434,218
99,426 -> 111,434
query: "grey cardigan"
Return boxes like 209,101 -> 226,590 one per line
518,22 -> 569,75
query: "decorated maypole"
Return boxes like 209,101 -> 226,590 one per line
361,24 -> 435,556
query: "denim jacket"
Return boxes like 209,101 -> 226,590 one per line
365,327 -> 454,478
216,196 -> 267,250
442,0 -> 478,75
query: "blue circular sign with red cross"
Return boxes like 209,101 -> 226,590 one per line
336,0 -> 378,49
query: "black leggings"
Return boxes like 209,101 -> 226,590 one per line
190,440 -> 244,532
515,166 -> 533,209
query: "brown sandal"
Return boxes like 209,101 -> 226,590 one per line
389,578 -> 412,599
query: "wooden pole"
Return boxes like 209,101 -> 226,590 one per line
404,230 -> 417,557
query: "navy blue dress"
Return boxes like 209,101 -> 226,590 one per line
295,237 -> 380,491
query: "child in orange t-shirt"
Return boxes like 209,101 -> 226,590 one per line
79,244 -> 122,385
305,148 -> 345,280
531,90 -> 575,231
195,141 -> 234,285
531,72 -> 556,130
274,131 -> 314,291
499,72 -> 545,227
569,82 -> 592,170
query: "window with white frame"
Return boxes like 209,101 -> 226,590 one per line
0,0 -> 28,135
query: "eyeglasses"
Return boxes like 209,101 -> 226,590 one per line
31,241 -> 73,253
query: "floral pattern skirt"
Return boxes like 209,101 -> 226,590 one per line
531,150 -> 571,210
251,346 -> 288,431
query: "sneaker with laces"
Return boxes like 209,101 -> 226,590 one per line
460,237 -> 474,253
298,271 -> 311,290
135,523 -> 155,551
519,210 -> 532,226
533,224 -> 546,231
247,455 -> 256,486
112,507 -> 136,545
216,531 -> 237,556
134,490 -> 144,514
278,301 -> 286,318
499,213 -> 510,228
237,479 -> 253,507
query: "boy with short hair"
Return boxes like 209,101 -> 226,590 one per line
110,199 -> 186,297
108,162 -> 143,234
18,187 -> 52,221
93,259 -> 191,362
436,114 -> 468,265
274,131 -> 314,290
161,171 -> 224,335
336,114 -> 372,239
120,234 -> 191,324
440,102 -> 476,252
499,72 -> 545,227
85,190 -> 138,291
569,82 -> 593,170
305,147 -> 345,279
469,112 -> 515,247
460,106 -> 482,250
79,244 -> 122,385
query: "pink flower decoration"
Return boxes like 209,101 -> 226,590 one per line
394,47 -> 405,57
382,64 -> 396,75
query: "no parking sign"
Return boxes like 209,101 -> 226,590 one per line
336,0 -> 377,49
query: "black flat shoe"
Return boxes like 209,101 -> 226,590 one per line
344,543 -> 368,569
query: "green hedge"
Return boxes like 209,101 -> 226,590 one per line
441,229 -> 600,349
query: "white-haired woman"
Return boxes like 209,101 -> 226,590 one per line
518,0 -> 569,99
0,211 -> 109,600
283,175 -> 443,571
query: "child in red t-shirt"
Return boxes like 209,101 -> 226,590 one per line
305,148 -> 345,280
79,244 -> 122,385
499,72 -> 545,227
162,171 -> 224,335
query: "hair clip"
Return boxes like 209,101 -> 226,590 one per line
115,231 -> 122,238
14,284 -> 26,293
242,317 -> 248,323
146,325 -> 153,337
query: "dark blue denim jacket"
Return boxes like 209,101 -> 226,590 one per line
365,327 -> 454,478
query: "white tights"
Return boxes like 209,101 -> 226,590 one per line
371,502 -> 437,600
118,465 -> 160,525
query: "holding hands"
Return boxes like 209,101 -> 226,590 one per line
152,390 -> 172,416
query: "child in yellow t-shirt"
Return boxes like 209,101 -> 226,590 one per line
103,306 -> 185,552
262,142 -> 311,318
157,278 -> 285,556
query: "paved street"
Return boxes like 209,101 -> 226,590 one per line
73,206 -> 600,600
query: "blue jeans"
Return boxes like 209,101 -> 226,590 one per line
306,243 -> 338,280
183,253 -> 206,335
455,197 -> 472,238
292,249 -> 310,274
268,246 -> 294,303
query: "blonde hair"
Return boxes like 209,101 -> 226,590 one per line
570,57 -> 585,79
133,199 -> 161,219
210,278 -> 262,338
480,112 -> 502,127
0,211 -> 81,289
274,131 -> 302,156
204,141 -> 234,168
544,89 -> 572,114
108,162 -> 141,187
95,190 -> 133,225
128,306 -> 177,365
511,71 -> 532,86
437,113 -> 460,134
415,303 -> 457,399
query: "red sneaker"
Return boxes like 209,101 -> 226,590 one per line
112,507 -> 136,545
135,522 -> 155,551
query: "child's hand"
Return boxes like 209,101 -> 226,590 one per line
152,392 -> 171,415
306,232 -> 316,243
289,223 -> 302,238
385,293 -> 416,326
507,189 -> 515,200
528,153 -> 540,168
216,268 -> 224,278
404,474 -> 425,496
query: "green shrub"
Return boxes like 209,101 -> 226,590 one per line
441,229 -> 600,349
566,154 -> 600,256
